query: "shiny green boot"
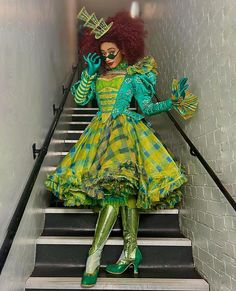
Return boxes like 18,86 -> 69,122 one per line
81,205 -> 119,288
106,206 -> 142,275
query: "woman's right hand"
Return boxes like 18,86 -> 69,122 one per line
171,77 -> 189,102
83,53 -> 101,76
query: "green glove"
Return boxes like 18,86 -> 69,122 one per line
70,69 -> 96,105
171,77 -> 189,101
83,52 -> 102,76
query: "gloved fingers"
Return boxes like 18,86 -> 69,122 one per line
97,58 -> 102,66
84,53 -> 101,76
85,53 -> 92,62
178,77 -> 189,97
171,79 -> 178,93
95,58 -> 101,67
83,55 -> 88,63
182,82 -> 189,90
179,83 -> 189,93
178,78 -> 188,91
181,84 -> 189,95
179,77 -> 188,86
93,55 -> 101,64
180,82 -> 189,92
90,52 -> 99,62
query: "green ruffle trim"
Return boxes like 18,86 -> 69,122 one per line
45,161 -> 139,208
136,173 -> 187,209
45,160 -> 187,210
127,56 -> 158,75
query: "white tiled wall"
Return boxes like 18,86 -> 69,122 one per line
0,1 -> 78,290
142,0 -> 236,290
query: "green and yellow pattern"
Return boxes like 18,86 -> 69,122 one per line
45,70 -> 187,209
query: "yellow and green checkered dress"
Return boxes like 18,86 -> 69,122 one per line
45,74 -> 187,209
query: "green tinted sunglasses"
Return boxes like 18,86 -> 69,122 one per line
101,50 -> 120,61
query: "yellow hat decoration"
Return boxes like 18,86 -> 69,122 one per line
77,7 -> 113,39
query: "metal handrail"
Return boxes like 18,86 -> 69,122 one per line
154,96 -> 236,211
0,64 -> 77,274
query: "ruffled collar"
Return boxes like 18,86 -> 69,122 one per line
127,56 -> 158,75
104,56 -> 157,75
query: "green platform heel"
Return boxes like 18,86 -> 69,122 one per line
81,205 -> 119,288
106,247 -> 142,274
81,266 -> 100,288
106,206 -> 142,275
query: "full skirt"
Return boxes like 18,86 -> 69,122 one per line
44,114 -> 187,209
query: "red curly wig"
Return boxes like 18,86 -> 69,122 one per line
79,11 -> 147,65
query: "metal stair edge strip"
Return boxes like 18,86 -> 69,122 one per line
64,107 -> 99,110
58,122 -> 91,125
25,277 -> 209,290
36,236 -> 191,246
54,130 -> 84,133
62,114 -> 96,117
47,152 -> 68,156
51,139 -> 81,144
63,107 -> 137,111
44,208 -> 179,214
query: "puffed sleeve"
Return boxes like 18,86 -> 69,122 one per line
130,56 -> 173,116
70,69 -> 97,106
132,72 -> 173,116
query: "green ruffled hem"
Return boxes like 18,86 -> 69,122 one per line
136,173 -> 187,209
45,177 -> 135,208
45,161 -> 139,208
45,160 -> 187,210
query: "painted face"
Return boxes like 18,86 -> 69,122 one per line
100,42 -> 123,69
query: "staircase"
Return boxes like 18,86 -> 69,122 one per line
25,107 -> 209,291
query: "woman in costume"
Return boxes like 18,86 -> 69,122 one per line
45,7 -> 197,288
